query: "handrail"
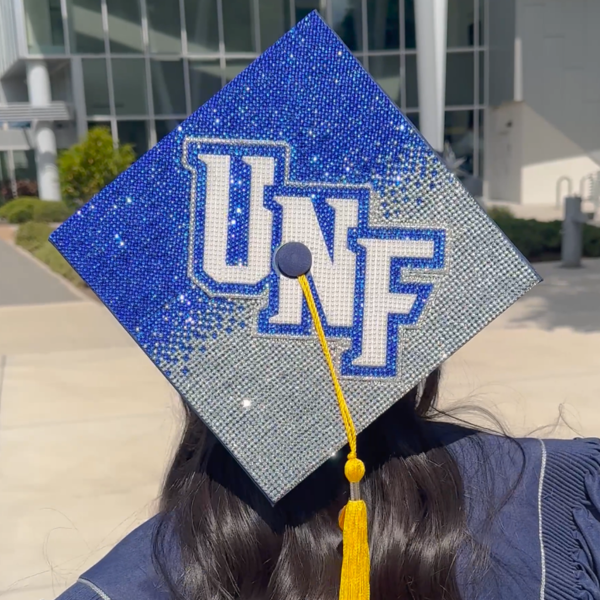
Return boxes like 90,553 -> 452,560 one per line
556,176 -> 572,208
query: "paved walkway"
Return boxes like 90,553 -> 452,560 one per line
1,258 -> 600,599
0,240 -> 80,307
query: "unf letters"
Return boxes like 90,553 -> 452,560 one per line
186,140 -> 445,376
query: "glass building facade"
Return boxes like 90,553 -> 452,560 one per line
4,0 -> 487,198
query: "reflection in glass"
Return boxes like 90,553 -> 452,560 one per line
112,59 -> 148,115
404,0 -> 416,49
156,119 -> 183,142
405,54 -> 418,109
87,121 -> 111,132
259,0 -> 292,50
478,109 -> 484,178
295,0 -> 321,23
189,60 -> 222,109
151,60 -> 186,115
185,0 -> 219,54
117,121 -> 148,156
444,110 -> 474,174
68,0 -> 104,53
0,152 -> 12,203
24,0 -> 65,54
147,0 -> 182,53
13,151 -> 37,181
82,59 -> 110,115
478,50 -> 485,104
222,0 -> 255,52
368,0 -> 399,51
369,56 -> 400,107
447,0 -> 474,47
225,59 -> 253,84
106,0 -> 144,53
331,0 -> 363,52
478,0 -> 485,44
445,52 -> 474,106
406,112 -> 419,131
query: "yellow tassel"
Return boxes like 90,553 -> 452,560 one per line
297,275 -> 370,600
339,499 -> 370,600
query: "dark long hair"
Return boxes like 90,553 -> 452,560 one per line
153,368 -> 501,600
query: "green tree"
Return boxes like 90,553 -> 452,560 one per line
58,127 -> 135,208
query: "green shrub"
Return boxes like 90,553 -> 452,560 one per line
583,223 -> 600,257
16,222 -> 53,253
33,199 -> 73,223
486,205 -> 514,221
488,211 -> 600,262
0,197 -> 39,223
33,241 -> 84,287
0,197 -> 74,224
58,127 -> 135,208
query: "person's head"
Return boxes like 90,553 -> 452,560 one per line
153,368 -> 485,600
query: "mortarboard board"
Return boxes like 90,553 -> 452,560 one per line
50,12 -> 540,599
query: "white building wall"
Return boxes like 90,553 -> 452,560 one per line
485,103 -> 522,204
486,0 -> 600,207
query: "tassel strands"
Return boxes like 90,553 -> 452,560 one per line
297,274 -> 370,600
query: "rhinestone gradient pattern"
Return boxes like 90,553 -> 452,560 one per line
50,12 -> 540,503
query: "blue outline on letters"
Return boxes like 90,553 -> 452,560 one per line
185,138 -> 446,378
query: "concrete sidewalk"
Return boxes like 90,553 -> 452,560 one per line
0,301 -> 177,600
1,260 -> 600,599
0,239 -> 80,307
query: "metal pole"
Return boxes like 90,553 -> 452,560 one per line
562,195 -> 584,268
414,0 -> 448,152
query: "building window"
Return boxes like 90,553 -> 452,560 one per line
225,59 -> 253,84
404,0 -> 416,49
112,59 -> 148,115
445,52 -> 475,106
0,152 -> 12,203
478,0 -> 485,45
406,111 -> 419,130
444,110 -> 474,175
106,0 -> 144,53
87,121 -> 111,132
478,49 -> 485,104
404,53 -> 418,109
146,0 -> 182,54
369,55 -> 401,107
151,60 -> 186,115
294,0 -> 321,24
477,109 -> 484,177
82,59 -> 110,116
24,0 -> 65,54
368,0 -> 400,51
185,0 -> 219,54
13,150 -> 37,182
259,0 -> 292,51
331,0 -> 364,52
222,0 -> 256,53
189,60 -> 222,110
156,119 -> 183,142
58,0 -> 488,173
117,121 -> 148,156
447,0 -> 475,47
68,0 -> 104,54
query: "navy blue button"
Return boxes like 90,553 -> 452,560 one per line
274,242 -> 312,279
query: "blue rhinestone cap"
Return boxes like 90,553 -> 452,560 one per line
50,12 -> 540,504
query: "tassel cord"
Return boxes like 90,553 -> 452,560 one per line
297,274 -> 370,600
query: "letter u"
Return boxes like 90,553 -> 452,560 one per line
199,154 -> 274,285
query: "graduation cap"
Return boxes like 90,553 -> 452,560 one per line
50,12 -> 540,599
